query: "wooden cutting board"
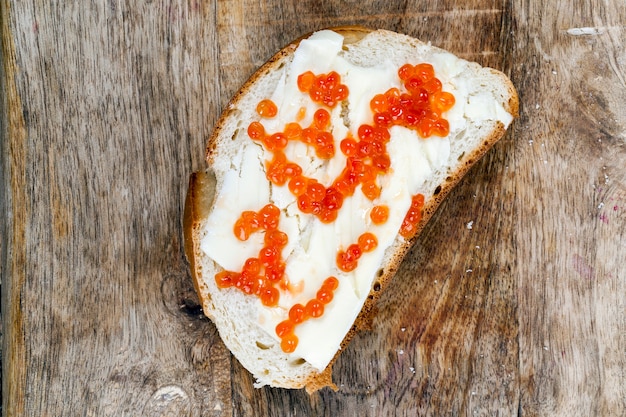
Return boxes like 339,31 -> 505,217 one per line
2,1 -> 624,416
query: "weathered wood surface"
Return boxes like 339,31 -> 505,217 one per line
1,0 -> 624,415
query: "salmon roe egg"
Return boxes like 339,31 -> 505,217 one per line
247,121 -> 265,140
313,108 -> 331,130
260,286 -> 279,307
362,180 -> 381,200
280,333 -> 298,353
215,270 -> 239,288
306,181 -> 326,202
431,91 -> 456,113
322,276 -> 339,291
276,320 -> 294,338
242,257 -> 261,276
297,71 -> 315,92
256,99 -> 278,118
264,229 -> 288,248
259,203 -> 280,230
370,205 -> 389,225
358,232 -> 378,252
340,137 -> 358,156
288,175 -> 308,196
284,122 -> 302,140
306,299 -> 324,318
316,287 -> 334,304
289,303 -> 306,324
233,210 -> 259,241
370,93 -> 389,113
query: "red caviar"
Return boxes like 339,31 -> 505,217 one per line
247,121 -> 265,140
276,320 -> 295,338
222,65 -> 453,353
233,211 -> 259,241
306,299 -> 324,318
316,287 -> 333,304
313,108 -> 331,129
370,205 -> 389,225
216,204 -> 286,307
256,99 -> 278,118
275,276 -> 340,352
280,333 -> 299,353
399,193 -> 425,239
371,63 -> 454,138
289,303 -> 306,324
336,232 -> 379,272
358,232 -> 378,252
249,113 -> 336,165
298,70 -> 349,107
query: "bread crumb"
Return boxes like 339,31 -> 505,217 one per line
466,221 -> 473,230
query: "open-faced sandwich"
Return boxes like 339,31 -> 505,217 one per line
184,27 -> 518,392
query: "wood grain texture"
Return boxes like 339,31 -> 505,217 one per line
1,0 -> 624,416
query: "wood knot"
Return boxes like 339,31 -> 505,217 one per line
160,273 -> 206,321
143,385 -> 192,417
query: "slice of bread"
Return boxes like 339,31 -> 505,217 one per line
183,27 -> 518,392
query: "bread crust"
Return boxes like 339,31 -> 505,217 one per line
184,170 -> 215,308
183,26 -> 518,392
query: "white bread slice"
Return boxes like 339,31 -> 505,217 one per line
183,27 -> 518,392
